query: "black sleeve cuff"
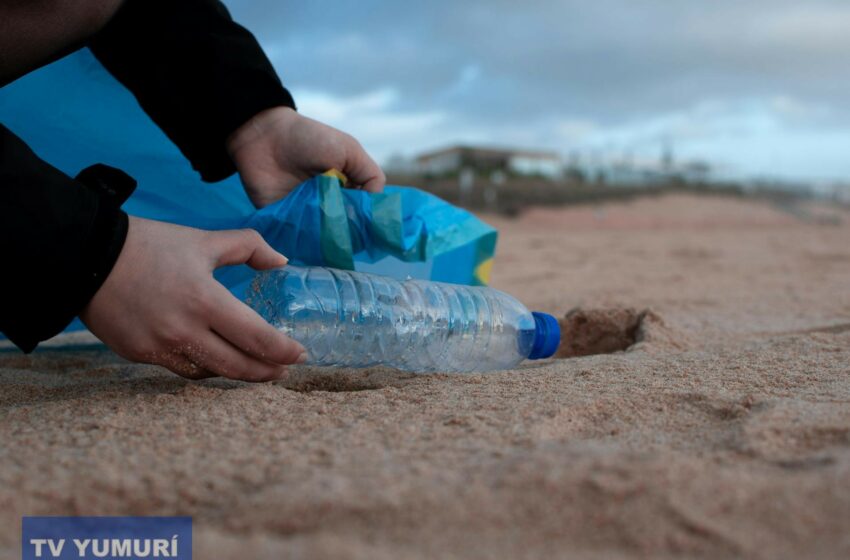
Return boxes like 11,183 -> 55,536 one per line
72,164 -> 136,334
89,0 -> 296,183
0,125 -> 136,352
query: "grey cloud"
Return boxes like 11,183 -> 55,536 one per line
224,0 -> 850,124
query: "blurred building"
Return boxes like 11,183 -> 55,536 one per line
383,153 -> 419,175
571,151 -> 712,187
415,145 -> 563,179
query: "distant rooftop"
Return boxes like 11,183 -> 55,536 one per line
416,145 -> 561,163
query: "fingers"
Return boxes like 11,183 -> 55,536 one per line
211,228 -> 287,270
145,283 -> 303,382
181,330 -> 289,382
342,136 -> 386,193
205,230 -> 307,365
207,282 -> 307,366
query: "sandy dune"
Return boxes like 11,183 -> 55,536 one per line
2,193 -> 849,559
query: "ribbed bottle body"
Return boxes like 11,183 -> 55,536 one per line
247,266 -> 537,373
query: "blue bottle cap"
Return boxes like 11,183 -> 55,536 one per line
529,312 -> 561,360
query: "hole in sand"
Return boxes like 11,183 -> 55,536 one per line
556,307 -> 674,358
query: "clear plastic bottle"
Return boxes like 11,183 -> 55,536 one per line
247,266 -> 560,373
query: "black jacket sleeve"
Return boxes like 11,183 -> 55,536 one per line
89,0 -> 296,183
0,125 -> 135,352
1,0 -> 290,351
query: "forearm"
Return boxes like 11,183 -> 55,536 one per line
89,0 -> 296,182
0,0 -> 124,87
0,125 -> 135,351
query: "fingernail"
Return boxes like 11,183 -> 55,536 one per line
278,253 -> 289,265
296,351 -> 308,364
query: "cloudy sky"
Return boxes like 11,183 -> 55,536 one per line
226,0 -> 850,183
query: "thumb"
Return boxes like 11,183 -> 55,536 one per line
210,228 -> 288,270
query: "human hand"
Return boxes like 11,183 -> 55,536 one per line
80,216 -> 306,381
227,106 -> 385,208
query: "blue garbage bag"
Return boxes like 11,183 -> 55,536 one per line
218,174 -> 498,297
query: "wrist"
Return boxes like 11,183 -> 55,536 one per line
226,106 -> 297,158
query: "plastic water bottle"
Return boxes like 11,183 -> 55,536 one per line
247,266 -> 560,373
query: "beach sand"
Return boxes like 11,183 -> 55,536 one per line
2,193 -> 849,559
